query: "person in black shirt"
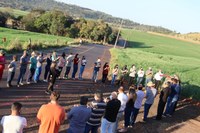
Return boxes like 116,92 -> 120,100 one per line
101,92 -> 121,133
43,53 -> 52,82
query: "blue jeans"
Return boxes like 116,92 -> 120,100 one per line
137,77 -> 143,86
145,78 -> 152,86
17,68 -> 26,84
84,123 -> 99,133
143,103 -> 152,121
164,97 -> 173,115
101,118 -> 115,133
111,74 -> 117,85
92,70 -> 99,82
79,65 -> 85,79
72,64 -> 78,78
34,67 -> 42,82
131,107 -> 139,125
7,71 -> 15,85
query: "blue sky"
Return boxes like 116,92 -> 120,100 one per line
56,0 -> 200,33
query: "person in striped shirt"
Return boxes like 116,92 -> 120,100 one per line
84,92 -> 106,133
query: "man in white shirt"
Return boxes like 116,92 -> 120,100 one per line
114,86 -> 128,131
0,102 -> 27,133
131,84 -> 145,125
154,69 -> 164,91
137,68 -> 144,86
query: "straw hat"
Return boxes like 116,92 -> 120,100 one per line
147,81 -> 155,87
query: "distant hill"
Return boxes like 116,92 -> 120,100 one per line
0,0 -> 175,34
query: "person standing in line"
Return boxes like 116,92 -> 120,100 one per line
163,78 -> 179,117
119,87 -> 137,132
101,92 -> 121,133
7,55 -> 17,88
129,64 -> 136,85
63,53 -> 73,79
143,82 -> 157,121
71,54 -> 79,80
0,50 -> 6,88
45,61 -> 59,94
84,92 -> 106,133
57,52 -> 66,79
92,57 -> 101,83
67,96 -> 91,133
37,91 -> 65,133
102,62 -> 110,83
79,56 -> 87,80
17,50 -> 29,87
111,64 -> 119,85
136,67 -> 145,86
0,102 -> 27,133
51,51 -> 60,63
145,67 -> 153,87
154,69 -> 164,91
131,84 -> 145,126
117,65 -> 128,86
27,51 -> 37,84
155,81 -> 171,120
114,87 -> 128,132
43,53 -> 52,82
34,52 -> 45,83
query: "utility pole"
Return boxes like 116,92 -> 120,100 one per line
114,19 -> 123,48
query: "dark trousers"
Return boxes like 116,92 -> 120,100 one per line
7,71 -> 15,85
84,123 -> 99,133
124,106 -> 133,127
44,66 -> 50,80
47,68 -> 57,91
72,64 -> 78,78
129,77 -> 135,85
118,75 -> 125,86
64,66 -> 71,77
131,107 -> 140,125
155,80 -> 161,91
102,74 -> 108,83
17,68 -> 26,84
27,68 -> 35,82
156,99 -> 166,120
143,103 -> 152,121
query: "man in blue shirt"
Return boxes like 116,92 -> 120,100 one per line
67,96 -> 91,133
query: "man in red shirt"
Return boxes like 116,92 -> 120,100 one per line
37,91 -> 65,133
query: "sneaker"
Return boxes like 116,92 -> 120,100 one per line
27,82 -> 31,84
20,82 -> 24,85
166,114 -> 172,117
17,84 -> 20,87
7,84 -> 10,88
43,80 -> 47,82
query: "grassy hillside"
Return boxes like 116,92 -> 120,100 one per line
0,0 -> 174,34
0,27 -> 73,51
110,29 -> 200,100
0,7 -> 29,17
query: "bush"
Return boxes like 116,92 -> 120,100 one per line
7,38 -> 23,52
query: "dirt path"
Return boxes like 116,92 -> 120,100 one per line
0,44 -> 200,133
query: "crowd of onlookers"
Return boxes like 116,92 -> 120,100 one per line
0,49 -> 182,133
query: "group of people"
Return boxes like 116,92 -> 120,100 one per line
0,49 -> 182,133
0,75 -> 181,133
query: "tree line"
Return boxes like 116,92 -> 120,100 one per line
0,9 -> 118,44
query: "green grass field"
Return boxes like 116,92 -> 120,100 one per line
0,27 -> 73,51
110,29 -> 200,100
0,7 -> 29,17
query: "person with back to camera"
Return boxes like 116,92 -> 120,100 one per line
0,102 -> 27,133
67,96 -> 91,133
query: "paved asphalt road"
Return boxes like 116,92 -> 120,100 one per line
0,44 -> 112,132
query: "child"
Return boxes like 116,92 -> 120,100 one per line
7,55 -> 17,87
